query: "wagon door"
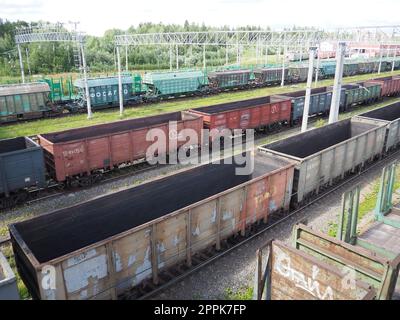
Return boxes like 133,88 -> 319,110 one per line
58,142 -> 88,178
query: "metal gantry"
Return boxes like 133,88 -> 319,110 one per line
113,26 -> 400,115
14,22 -> 92,119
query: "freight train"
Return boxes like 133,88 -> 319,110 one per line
8,98 -> 400,300
1,75 -> 400,210
1,57 -> 400,123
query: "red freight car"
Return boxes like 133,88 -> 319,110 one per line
189,96 -> 291,138
38,111 -> 203,186
365,76 -> 400,97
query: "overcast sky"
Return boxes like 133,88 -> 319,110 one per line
1,0 -> 399,36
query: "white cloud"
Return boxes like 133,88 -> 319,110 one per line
1,0 -> 399,36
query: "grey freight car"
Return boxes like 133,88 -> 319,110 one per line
259,118 -> 386,204
0,83 -> 51,123
354,102 -> 400,152
11,151 -> 294,300
0,137 -> 46,208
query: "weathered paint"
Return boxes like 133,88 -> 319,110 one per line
259,118 -> 386,203
255,240 -> 376,300
11,152 -> 294,300
293,224 -> 400,300
38,111 -> 203,182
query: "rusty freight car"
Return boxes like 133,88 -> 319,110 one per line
37,111 -> 203,186
189,96 -> 291,139
10,151 -> 294,300
365,76 -> 400,97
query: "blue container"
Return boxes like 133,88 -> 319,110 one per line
0,137 -> 46,198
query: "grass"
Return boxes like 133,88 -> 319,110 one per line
2,70 -> 400,139
224,286 -> 254,300
327,169 -> 400,238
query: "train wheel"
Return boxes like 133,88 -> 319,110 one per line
78,177 -> 92,188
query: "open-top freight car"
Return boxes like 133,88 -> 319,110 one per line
188,96 -> 291,139
338,82 -> 382,110
259,118 -> 386,205
365,76 -> 400,97
207,69 -> 252,89
254,239 -> 376,300
353,101 -> 400,152
272,87 -> 339,125
0,83 -> 53,123
288,65 -> 309,83
0,137 -> 46,209
37,111 -> 203,187
253,67 -> 287,85
10,151 -> 295,300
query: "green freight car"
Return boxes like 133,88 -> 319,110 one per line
41,77 -> 76,104
143,70 -> 205,97
74,75 -> 135,110
0,82 -> 52,123
337,83 -> 382,110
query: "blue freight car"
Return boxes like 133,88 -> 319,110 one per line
0,137 -> 46,209
273,87 -> 345,125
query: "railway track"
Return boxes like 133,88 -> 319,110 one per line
116,147 -> 400,300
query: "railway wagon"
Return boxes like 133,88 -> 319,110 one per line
316,62 -> 336,78
0,137 -> 46,208
354,102 -> 400,152
254,240 -> 375,300
0,83 -> 51,123
0,251 -> 19,300
338,82 -> 382,109
259,118 -> 386,204
207,69 -> 252,89
253,67 -> 288,85
365,76 -> 400,97
142,71 -> 205,97
272,87 -> 337,125
288,65 -> 308,83
37,111 -> 203,186
10,151 -> 295,300
188,96 -> 291,138
74,75 -> 134,110
343,62 -> 360,76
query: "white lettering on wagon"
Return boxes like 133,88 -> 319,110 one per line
62,146 -> 84,157
64,254 -> 108,293
67,248 -> 97,267
274,246 -> 334,300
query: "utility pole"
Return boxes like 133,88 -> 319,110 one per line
26,47 -> 31,79
176,44 -> 179,70
378,47 -> 383,74
169,45 -> 173,71
116,45 -> 124,117
301,47 -> 317,132
203,44 -> 206,70
80,41 -> 92,119
17,44 -> 25,83
281,45 -> 287,87
125,45 -> 128,71
328,42 -> 346,124
314,51 -> 320,87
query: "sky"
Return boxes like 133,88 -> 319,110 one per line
1,0 -> 399,36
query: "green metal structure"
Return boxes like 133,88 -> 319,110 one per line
41,77 -> 76,103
